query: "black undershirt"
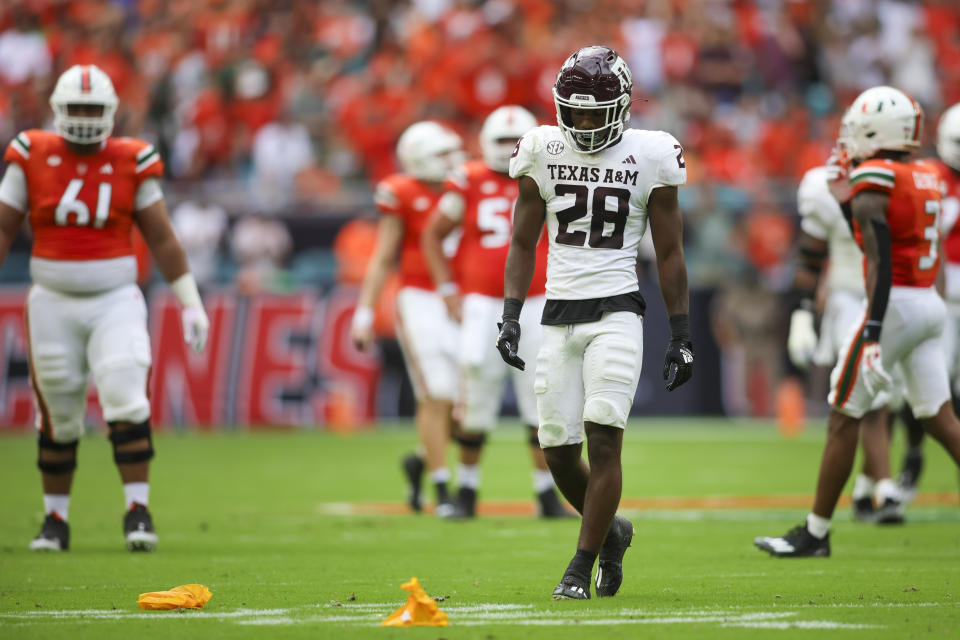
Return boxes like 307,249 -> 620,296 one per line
541,290 -> 646,326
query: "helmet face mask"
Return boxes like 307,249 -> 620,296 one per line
479,105 -> 537,173
50,65 -> 118,145
937,103 -> 960,172
396,121 -> 464,183
838,86 -> 923,163
553,46 -> 632,154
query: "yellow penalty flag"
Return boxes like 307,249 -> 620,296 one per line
138,584 -> 213,610
381,577 -> 449,627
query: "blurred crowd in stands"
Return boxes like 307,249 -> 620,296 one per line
1,0 -> 958,416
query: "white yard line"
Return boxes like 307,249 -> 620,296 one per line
6,601 -> 952,629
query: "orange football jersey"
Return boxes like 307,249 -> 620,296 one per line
373,173 -> 443,290
4,130 -> 164,262
848,158 -> 942,287
933,159 -> 960,265
444,161 -> 547,297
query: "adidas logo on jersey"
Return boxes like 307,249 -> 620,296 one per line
622,155 -> 637,164
99,163 -> 113,175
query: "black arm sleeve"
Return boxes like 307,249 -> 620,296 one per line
863,218 -> 892,342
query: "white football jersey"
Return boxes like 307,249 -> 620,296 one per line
510,125 -> 686,300
797,166 -> 865,296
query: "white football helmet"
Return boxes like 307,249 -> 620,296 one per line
937,102 -> 960,172
396,121 -> 464,182
50,64 -> 119,145
838,86 -> 923,162
479,105 -> 537,173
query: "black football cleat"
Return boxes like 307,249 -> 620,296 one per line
401,453 -> 425,513
537,489 -> 577,519
552,574 -> 591,600
124,503 -> 158,552
433,499 -> 457,518
440,487 -> 477,520
852,496 -> 875,522
874,498 -> 905,525
596,514 -> 634,597
897,451 -> 923,505
29,513 -> 70,551
754,524 -> 830,558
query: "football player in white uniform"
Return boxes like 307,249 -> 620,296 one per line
756,87 -> 960,558
788,163 -> 913,523
421,106 -> 571,519
0,65 -> 209,552
351,121 -> 465,516
498,46 -> 693,599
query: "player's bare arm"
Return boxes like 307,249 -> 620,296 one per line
648,186 -> 688,317
851,190 -> 892,340
135,198 -> 210,352
503,176 -> 545,302
0,201 -> 25,267
648,185 -> 694,391
422,204 -> 462,322
352,213 -> 403,351
134,199 -> 190,282
497,175 -> 545,370
795,231 -> 829,301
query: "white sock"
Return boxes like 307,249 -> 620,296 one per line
852,474 -> 875,500
429,467 -> 450,484
457,464 -> 480,489
533,469 -> 555,494
123,482 -> 149,510
875,478 -> 902,503
43,494 -> 70,521
806,513 -> 831,539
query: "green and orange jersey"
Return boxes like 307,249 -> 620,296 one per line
443,160 -> 548,298
848,158 -> 943,288
4,130 -> 164,262
372,173 -> 443,291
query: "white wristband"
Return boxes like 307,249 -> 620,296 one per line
437,282 -> 459,297
170,273 -> 203,309
353,306 -> 374,329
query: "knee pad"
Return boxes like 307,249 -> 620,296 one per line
538,423 -> 575,449
108,420 -> 155,465
95,363 -> 151,424
583,396 -> 627,429
453,431 -> 487,449
37,432 -> 78,475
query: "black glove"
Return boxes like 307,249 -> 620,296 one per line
663,313 -> 694,391
496,298 -> 525,370
496,319 -> 525,370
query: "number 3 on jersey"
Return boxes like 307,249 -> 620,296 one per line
919,199 -> 941,270
55,179 -> 112,228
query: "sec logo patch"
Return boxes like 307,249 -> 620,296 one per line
546,140 -> 565,156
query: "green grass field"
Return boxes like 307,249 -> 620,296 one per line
1,418 -> 959,639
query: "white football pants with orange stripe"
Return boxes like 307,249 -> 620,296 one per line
829,286 -> 949,419
394,286 -> 459,402
27,283 -> 152,442
455,293 -> 544,430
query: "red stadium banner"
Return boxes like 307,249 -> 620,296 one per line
0,287 -> 380,431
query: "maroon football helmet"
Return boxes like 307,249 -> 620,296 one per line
553,46 -> 633,153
